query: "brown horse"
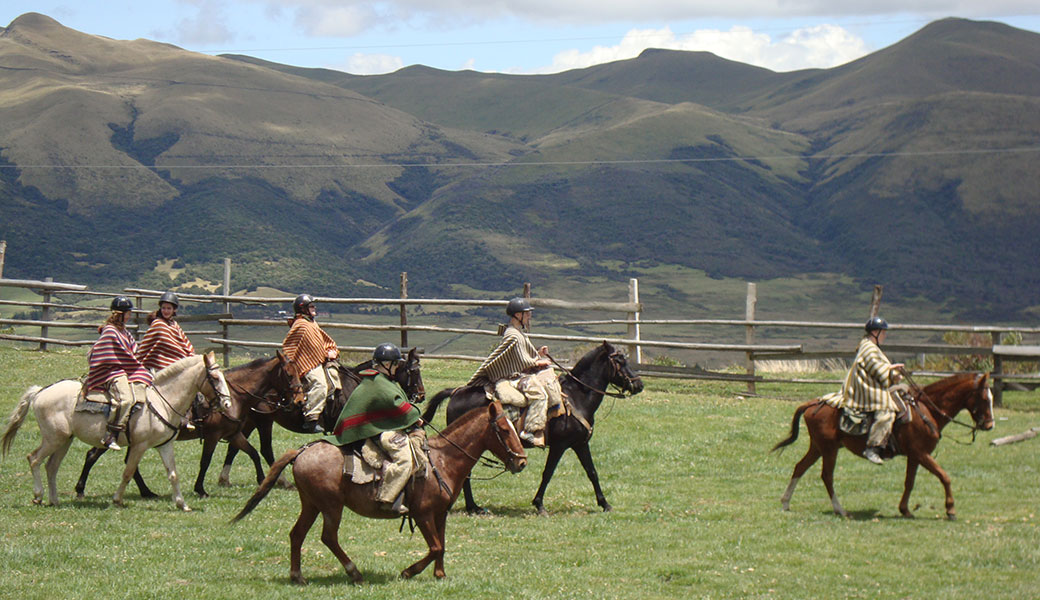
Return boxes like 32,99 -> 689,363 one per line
232,400 -> 527,582
772,372 -> 995,520
74,352 -> 304,499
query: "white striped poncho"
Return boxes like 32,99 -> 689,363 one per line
85,324 -> 153,391
467,326 -> 541,385
137,317 -> 195,371
823,337 -> 899,412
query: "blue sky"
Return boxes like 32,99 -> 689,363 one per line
2,1 -> 1038,74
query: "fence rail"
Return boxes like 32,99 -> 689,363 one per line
3,272 -> 1038,405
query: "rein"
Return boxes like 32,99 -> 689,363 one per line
901,369 -> 981,443
423,409 -> 522,475
547,353 -> 631,399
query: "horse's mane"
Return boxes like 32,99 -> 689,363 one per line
152,354 -> 203,385
426,403 -> 489,451
569,342 -> 613,375
923,372 -> 979,396
227,355 -> 273,373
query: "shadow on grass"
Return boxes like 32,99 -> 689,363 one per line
300,569 -> 401,587
449,504 -> 606,518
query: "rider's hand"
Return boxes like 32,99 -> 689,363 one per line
538,346 -> 549,357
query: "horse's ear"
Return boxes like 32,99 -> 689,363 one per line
979,372 -> 990,387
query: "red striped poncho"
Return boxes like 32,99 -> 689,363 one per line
137,316 -> 195,371
282,316 -> 338,377
85,324 -> 153,391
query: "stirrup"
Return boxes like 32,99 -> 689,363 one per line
103,425 -> 124,451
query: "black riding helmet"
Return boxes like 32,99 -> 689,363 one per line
159,291 -> 179,308
373,342 -> 402,363
506,297 -> 533,317
293,294 -> 315,314
865,316 -> 889,332
110,296 -> 133,312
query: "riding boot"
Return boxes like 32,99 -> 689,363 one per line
101,424 -> 124,451
862,446 -> 884,465
380,491 -> 408,515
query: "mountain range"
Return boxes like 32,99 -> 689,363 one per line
1,13 -> 1038,320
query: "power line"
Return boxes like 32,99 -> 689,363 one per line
2,146 -> 1037,171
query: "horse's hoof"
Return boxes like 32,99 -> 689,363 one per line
290,574 -> 306,586
181,505 -> 192,512
536,508 -> 549,517
195,490 -> 209,499
600,503 -> 613,512
217,477 -> 231,487
140,491 -> 159,499
32,498 -> 42,505
466,506 -> 489,516
946,513 -> 957,521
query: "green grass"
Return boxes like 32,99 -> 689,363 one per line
0,345 -> 1038,599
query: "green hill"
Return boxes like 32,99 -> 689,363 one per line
2,13 -> 1039,320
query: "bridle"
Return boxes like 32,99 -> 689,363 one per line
901,369 -> 987,443
548,349 -> 638,399
425,405 -> 525,473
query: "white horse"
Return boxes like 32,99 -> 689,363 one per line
2,352 -> 232,511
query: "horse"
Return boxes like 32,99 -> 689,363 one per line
421,341 -> 643,515
73,352 -> 304,499
1,352 -> 233,511
216,348 -> 425,487
771,372 -> 995,520
231,403 -> 526,582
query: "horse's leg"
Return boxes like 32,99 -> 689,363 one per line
75,447 -> 105,499
460,478 -> 486,514
226,432 -> 266,485
571,440 -> 612,512
154,440 -> 191,511
27,437 -> 66,505
258,421 -> 292,488
916,453 -> 956,520
532,443 -> 569,516
114,444 -> 150,508
193,434 -> 221,497
289,501 -> 320,585
402,510 -> 446,579
318,504 -> 363,584
820,447 -> 847,518
899,457 -> 920,518
781,444 -> 822,511
43,438 -> 74,506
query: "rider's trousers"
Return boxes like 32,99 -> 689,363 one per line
376,430 -> 413,503
867,409 -> 895,448
302,362 -> 341,420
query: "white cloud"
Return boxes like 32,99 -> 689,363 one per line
292,4 -> 379,37
341,52 -> 404,74
165,0 -> 236,45
533,24 -> 869,73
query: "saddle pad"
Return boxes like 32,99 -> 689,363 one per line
341,452 -> 379,485
839,408 -> 871,436
75,390 -> 112,414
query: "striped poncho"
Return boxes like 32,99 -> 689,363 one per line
137,316 -> 195,371
282,315 -> 339,377
823,337 -> 899,412
85,324 -> 153,391
467,326 -> 541,386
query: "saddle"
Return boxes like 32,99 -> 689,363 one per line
483,379 -> 567,420
75,388 -> 113,415
339,430 -> 429,486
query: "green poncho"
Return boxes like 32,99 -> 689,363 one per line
329,369 -> 420,446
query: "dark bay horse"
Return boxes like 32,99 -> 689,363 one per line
217,348 -> 425,486
772,372 -> 995,520
421,341 -> 643,515
74,352 -> 304,498
232,400 -> 527,582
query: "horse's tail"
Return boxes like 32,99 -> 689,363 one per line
770,401 -> 815,454
230,444 -> 305,523
2,386 -> 42,459
421,387 -> 455,423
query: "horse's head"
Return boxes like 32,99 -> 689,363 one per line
970,373 -> 995,431
602,342 -> 644,396
201,352 -> 233,413
395,347 -> 425,404
275,350 -> 306,405
487,400 -> 527,473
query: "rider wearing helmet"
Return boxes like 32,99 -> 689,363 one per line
823,316 -> 905,465
329,343 -> 423,514
137,292 -> 195,371
86,296 -> 153,450
282,294 -> 341,433
467,297 -> 558,448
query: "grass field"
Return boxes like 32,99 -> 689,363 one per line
0,345 -> 1037,599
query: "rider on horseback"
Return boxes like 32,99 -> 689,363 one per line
87,296 -> 153,451
329,343 -> 424,515
466,297 -> 560,448
824,316 -> 904,465
137,291 -> 197,430
282,294 -> 341,433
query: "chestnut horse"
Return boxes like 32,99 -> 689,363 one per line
73,352 -> 304,499
232,400 -> 527,582
217,349 -> 424,487
772,372 -> 995,520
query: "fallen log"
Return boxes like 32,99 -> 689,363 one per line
990,426 -> 1040,447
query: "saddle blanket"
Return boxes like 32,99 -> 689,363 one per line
341,431 -> 429,485
75,389 -> 113,414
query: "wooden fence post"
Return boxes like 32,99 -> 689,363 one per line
39,277 -> 52,351
627,278 -> 641,364
745,282 -> 757,394
991,331 -> 1004,407
869,285 -> 883,318
222,258 -> 231,367
133,292 -> 143,340
399,272 -> 408,349
0,240 -> 6,279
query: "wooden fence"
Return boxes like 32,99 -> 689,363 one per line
2,270 -> 1038,405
